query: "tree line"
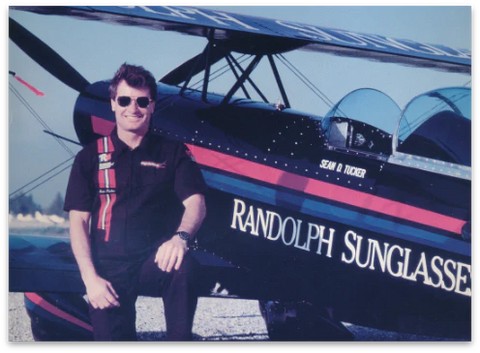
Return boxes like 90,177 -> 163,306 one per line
9,192 -> 66,217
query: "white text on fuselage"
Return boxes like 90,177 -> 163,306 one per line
320,159 -> 367,179
230,198 -> 471,297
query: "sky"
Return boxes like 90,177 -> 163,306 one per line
7,5 -> 472,209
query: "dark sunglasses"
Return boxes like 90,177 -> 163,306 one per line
116,96 -> 153,108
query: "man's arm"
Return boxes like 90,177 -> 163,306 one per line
175,193 -> 207,236
155,193 -> 206,273
69,210 -> 120,309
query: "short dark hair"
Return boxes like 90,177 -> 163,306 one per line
109,63 -> 157,100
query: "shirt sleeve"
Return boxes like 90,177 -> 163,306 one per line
63,148 -> 96,212
173,144 -> 208,202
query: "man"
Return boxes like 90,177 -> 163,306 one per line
64,63 -> 207,341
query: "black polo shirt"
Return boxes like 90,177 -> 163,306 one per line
64,128 -> 207,271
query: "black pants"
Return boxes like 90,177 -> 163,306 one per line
88,251 -> 198,341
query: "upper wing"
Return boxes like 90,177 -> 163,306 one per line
12,6 -> 470,74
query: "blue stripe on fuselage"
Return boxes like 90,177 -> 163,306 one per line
202,170 -> 470,257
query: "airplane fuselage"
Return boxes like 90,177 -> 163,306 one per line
69,81 -> 471,338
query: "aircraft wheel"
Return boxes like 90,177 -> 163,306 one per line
259,300 -> 354,341
24,292 -> 93,341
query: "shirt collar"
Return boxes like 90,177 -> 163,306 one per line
109,127 -> 153,153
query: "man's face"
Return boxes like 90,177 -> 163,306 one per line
111,80 -> 154,136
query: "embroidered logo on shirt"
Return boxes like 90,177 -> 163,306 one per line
99,161 -> 115,170
98,153 -> 114,170
99,153 -> 112,162
141,161 -> 166,169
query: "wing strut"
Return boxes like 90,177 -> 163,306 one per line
178,38 -> 230,99
222,55 -> 263,105
268,55 -> 290,109
224,54 -> 267,105
201,30 -> 216,102
225,55 -> 251,99
180,50 -> 205,96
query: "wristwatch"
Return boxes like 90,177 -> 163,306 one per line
175,231 -> 191,244
174,231 -> 198,249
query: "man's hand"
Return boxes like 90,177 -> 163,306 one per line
70,210 -> 119,310
155,194 -> 205,273
155,235 -> 188,273
85,275 -> 120,310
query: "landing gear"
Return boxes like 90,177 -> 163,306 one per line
259,301 -> 354,341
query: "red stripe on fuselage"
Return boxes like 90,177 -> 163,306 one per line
25,293 -> 93,332
186,144 -> 466,234
92,115 -> 115,136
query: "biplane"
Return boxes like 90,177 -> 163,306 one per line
9,6 -> 471,341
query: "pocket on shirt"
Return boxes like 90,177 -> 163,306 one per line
134,167 -> 173,194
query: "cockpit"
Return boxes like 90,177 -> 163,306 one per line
321,87 -> 471,180
388,87 -> 471,180
321,88 -> 401,159
395,87 -> 471,167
